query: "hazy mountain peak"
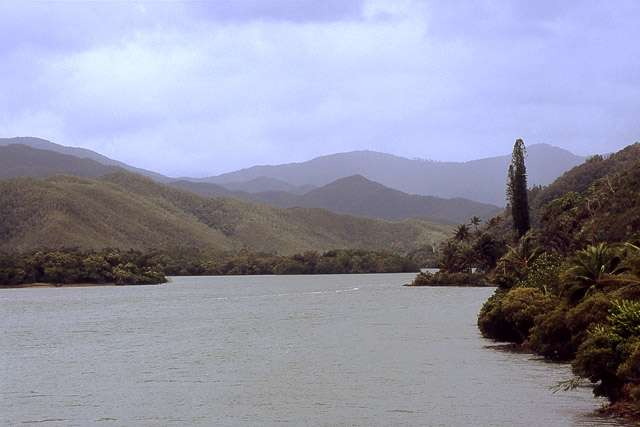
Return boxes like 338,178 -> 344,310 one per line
196,144 -> 586,205
0,137 -> 170,183
1,136 -> 587,206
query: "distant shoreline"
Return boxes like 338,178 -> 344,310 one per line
0,282 -> 164,289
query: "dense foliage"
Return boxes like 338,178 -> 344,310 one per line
0,251 -> 166,286
506,139 -> 530,238
0,248 -> 419,286
137,248 -> 418,276
407,215 -> 508,286
474,142 -> 640,416
529,142 -> 640,215
409,270 -> 488,287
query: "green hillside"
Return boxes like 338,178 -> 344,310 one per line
0,171 -> 451,254
540,155 -> 640,252
530,142 -> 640,210
0,144 -> 121,179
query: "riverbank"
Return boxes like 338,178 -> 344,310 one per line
404,270 -> 491,287
0,281 -> 164,289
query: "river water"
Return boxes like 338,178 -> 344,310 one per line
0,274 -> 632,426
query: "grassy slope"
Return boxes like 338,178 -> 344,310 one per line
0,171 -> 452,254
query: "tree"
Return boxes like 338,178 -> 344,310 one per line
454,223 -> 471,242
457,244 -> 478,273
503,234 -> 542,272
506,139 -> 530,238
485,216 -> 502,232
560,243 -> 629,303
473,232 -> 504,272
469,216 -> 482,230
438,240 -> 462,273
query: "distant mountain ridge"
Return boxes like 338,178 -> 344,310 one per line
0,137 -> 170,182
0,144 -> 121,179
1,136 -> 586,206
171,175 -> 502,224
218,176 -> 315,194
199,144 -> 586,205
3,141 -> 500,225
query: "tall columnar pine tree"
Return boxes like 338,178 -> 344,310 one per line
506,139 -> 530,238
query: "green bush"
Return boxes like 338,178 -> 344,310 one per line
409,271 -> 488,286
477,291 -> 523,343
572,327 -> 625,400
500,287 -> 559,342
528,308 -> 573,359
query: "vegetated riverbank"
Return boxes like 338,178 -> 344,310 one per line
404,143 -> 640,421
404,271 -> 492,287
0,251 -> 167,287
0,248 -> 422,287
476,241 -> 640,421
0,281 -> 163,289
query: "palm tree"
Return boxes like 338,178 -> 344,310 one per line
473,232 -> 503,272
454,223 -> 471,243
457,244 -> 478,274
501,234 -> 542,274
438,254 -> 459,274
560,243 -> 629,303
469,216 -> 482,230
438,240 -> 462,273
485,216 -> 502,231
624,243 -> 640,276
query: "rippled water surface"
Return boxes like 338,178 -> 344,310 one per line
0,274 -> 632,426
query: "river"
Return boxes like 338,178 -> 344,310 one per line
0,274 -> 632,426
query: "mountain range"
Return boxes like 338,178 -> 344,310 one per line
197,145 -> 586,206
169,175 -> 501,224
0,135 -> 599,254
0,171 -> 452,254
1,139 -> 502,224
1,136 -> 585,208
0,137 -> 170,182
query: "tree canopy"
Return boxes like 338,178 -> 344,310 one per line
506,139 -> 530,238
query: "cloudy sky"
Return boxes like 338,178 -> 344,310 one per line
1,1 -> 639,177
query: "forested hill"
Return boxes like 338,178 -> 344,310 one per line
530,142 -> 640,211
539,145 -> 640,251
0,144 -> 121,179
474,143 -> 640,415
0,171 -> 452,255
171,174 -> 503,224
0,137 -> 171,182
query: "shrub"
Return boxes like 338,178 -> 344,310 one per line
572,327 -> 625,400
528,308 -> 573,359
409,271 -> 488,286
477,291 -> 523,343
499,287 -> 559,342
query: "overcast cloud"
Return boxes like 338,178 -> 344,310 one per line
1,1 -> 639,177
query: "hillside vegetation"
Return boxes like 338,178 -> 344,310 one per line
0,144 -> 121,179
0,137 -> 170,182
530,142 -> 640,213
457,142 -> 640,417
172,174 -> 502,224
0,171 -> 451,255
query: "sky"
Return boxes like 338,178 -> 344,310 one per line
1,1 -> 639,178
